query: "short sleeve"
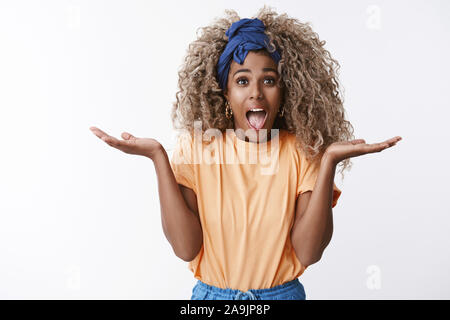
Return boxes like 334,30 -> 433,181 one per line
169,132 -> 196,192
296,152 -> 342,209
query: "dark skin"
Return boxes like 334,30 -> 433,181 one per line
89,126 -> 202,262
292,137 -> 402,266
222,50 -> 403,265
89,51 -> 403,266
224,50 -> 284,143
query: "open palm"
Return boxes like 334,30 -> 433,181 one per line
325,136 -> 402,165
90,126 -> 162,159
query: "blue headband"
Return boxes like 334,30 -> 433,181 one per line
216,18 -> 282,90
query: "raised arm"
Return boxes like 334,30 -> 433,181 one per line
152,148 -> 203,261
89,127 -> 202,262
291,136 -> 402,267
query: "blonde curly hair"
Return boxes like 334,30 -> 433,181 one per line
171,5 -> 355,178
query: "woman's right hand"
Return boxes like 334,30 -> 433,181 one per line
89,126 -> 163,160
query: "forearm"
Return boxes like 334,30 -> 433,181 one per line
151,147 -> 202,261
291,154 -> 337,266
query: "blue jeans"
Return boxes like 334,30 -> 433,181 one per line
191,278 -> 306,300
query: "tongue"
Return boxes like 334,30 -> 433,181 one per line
247,111 -> 266,129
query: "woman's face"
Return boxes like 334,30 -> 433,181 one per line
224,50 -> 283,143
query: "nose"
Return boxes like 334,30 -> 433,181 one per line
250,81 -> 263,100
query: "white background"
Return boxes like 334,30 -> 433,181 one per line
0,0 -> 449,299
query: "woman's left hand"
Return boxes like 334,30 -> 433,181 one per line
324,136 -> 402,166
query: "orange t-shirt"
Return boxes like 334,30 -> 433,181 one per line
169,128 -> 341,291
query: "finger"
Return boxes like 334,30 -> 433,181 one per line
373,140 -> 399,152
90,127 -> 125,148
90,126 -> 110,139
121,132 -> 135,140
102,135 -> 123,147
104,133 -> 136,151
90,127 -> 134,153
103,137 -> 132,154
353,136 -> 401,156
361,142 -> 390,154
350,139 -> 366,145
382,136 -> 402,148
383,136 -> 402,144
362,136 -> 402,152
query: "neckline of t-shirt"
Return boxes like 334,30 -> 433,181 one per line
226,128 -> 287,154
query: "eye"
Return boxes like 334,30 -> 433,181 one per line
236,77 -> 276,86
264,77 -> 276,85
236,77 -> 248,85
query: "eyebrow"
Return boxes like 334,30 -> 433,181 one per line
233,68 -> 278,77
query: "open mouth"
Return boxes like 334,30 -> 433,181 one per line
246,110 -> 268,130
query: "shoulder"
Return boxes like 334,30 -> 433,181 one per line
176,130 -> 194,144
280,130 -> 320,166
172,130 -> 196,164
280,129 -> 302,156
280,129 -> 297,143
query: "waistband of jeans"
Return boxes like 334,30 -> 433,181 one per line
196,278 -> 301,296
